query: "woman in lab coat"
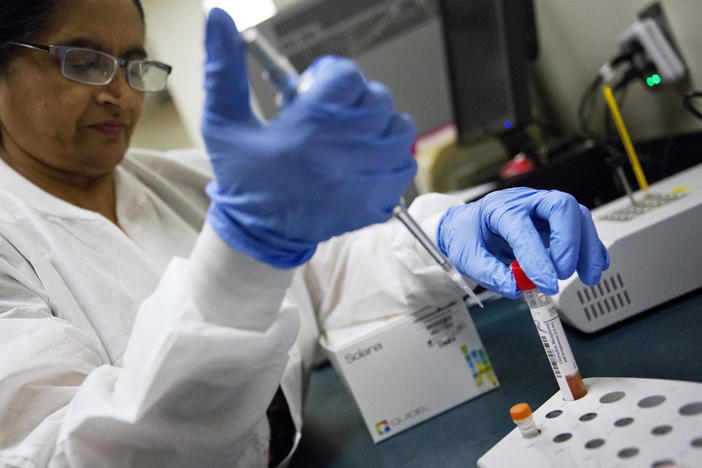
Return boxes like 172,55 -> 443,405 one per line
0,1 -> 609,467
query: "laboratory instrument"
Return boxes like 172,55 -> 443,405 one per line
479,376 -> 702,467
393,199 -> 481,303
617,16 -> 687,88
553,162 -> 702,333
242,28 -> 481,304
512,261 -> 586,401
240,28 -> 298,105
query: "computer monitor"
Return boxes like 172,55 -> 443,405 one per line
247,0 -> 537,145
437,0 -> 537,146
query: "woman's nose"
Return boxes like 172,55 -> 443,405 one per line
95,67 -> 143,109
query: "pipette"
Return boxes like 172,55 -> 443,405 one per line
393,200 -> 481,305
241,28 -> 482,305
240,28 -> 299,106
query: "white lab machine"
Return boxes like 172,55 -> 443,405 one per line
553,162 -> 702,333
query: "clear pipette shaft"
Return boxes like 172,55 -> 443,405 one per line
240,29 -> 298,103
393,201 -> 481,305
242,28 -> 481,305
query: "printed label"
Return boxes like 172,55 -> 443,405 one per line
529,304 -> 578,393
414,302 -> 467,349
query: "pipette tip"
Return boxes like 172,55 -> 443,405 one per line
449,270 -> 483,308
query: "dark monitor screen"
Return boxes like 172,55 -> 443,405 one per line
438,0 -> 537,146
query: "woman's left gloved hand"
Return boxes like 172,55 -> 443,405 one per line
436,187 -> 610,298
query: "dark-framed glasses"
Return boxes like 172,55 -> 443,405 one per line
6,41 -> 172,92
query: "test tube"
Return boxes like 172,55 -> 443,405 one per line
510,403 -> 540,438
511,261 -> 587,401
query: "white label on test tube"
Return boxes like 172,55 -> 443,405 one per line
529,303 -> 579,399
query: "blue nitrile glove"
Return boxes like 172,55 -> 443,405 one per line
201,8 -> 417,268
436,187 -> 610,298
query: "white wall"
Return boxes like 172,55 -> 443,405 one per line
138,0 -> 274,151
130,93 -> 194,150
136,0 -> 702,152
272,0 -> 300,9
141,0 -> 206,150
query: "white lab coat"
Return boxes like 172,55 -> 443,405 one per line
0,148 -> 463,467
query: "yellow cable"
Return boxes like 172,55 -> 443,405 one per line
602,85 -> 649,191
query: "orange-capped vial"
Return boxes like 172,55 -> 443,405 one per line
510,403 -> 540,438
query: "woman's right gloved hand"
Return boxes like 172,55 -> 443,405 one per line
201,8 -> 417,269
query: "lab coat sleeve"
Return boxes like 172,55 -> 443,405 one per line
0,224 -> 300,467
302,192 -> 467,331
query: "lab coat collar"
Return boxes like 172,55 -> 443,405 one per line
0,156 -> 142,223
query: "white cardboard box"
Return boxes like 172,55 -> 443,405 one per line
321,300 -> 499,443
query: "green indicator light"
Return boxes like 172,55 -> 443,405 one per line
646,74 -> 662,87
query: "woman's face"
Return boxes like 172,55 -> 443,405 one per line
0,0 -> 146,181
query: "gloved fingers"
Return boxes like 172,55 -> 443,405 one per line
532,190 -> 583,280
357,80 -> 394,111
436,204 -> 520,297
465,248 -> 521,299
354,80 -> 395,133
297,56 -> 366,107
306,80 -> 399,136
342,156 -> 417,211
495,213 -> 558,294
203,8 -> 254,123
326,108 -> 416,145
308,113 -> 415,173
383,112 -> 417,139
576,204 -> 610,285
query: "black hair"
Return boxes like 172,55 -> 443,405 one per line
0,0 -> 145,68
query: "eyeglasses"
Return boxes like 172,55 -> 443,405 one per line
6,41 -> 172,92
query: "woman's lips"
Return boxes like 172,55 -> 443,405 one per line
88,121 -> 127,137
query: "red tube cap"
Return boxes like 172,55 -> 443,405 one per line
511,260 -> 536,291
